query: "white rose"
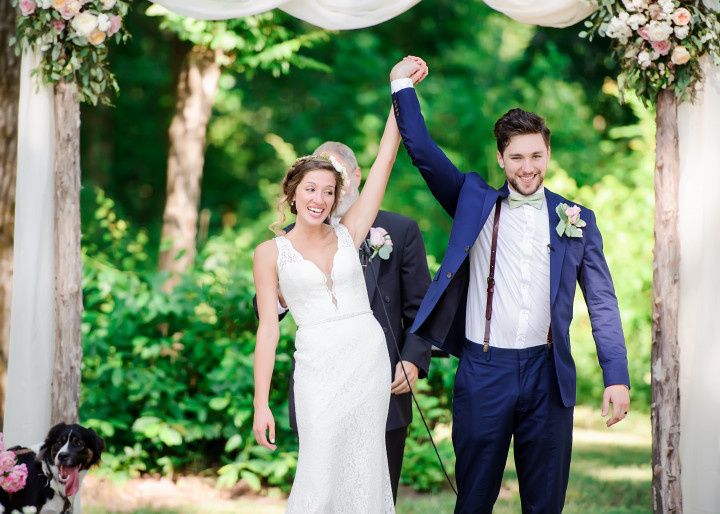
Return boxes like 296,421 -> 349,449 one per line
71,11 -> 98,37
658,0 -> 674,15
627,14 -> 647,31
97,13 -> 111,32
38,0 -> 52,8
637,50 -> 652,69
674,25 -> 690,40
647,20 -> 674,42
102,0 -> 116,9
606,15 -> 633,43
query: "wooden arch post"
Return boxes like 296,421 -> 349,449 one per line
651,89 -> 682,513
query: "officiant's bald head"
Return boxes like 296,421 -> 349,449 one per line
314,141 -> 362,217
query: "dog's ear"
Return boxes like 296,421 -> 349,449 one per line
84,427 -> 105,468
37,422 -> 67,461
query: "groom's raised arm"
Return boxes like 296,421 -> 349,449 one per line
391,60 -> 465,218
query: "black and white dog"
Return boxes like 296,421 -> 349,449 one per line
0,423 -> 104,513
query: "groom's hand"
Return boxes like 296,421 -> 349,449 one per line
602,384 -> 630,427
391,361 -> 419,395
390,56 -> 428,84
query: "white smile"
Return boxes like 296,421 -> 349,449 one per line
307,207 -> 323,214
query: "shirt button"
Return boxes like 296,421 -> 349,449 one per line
446,272 -> 453,279
384,296 -> 391,303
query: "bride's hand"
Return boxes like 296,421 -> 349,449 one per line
253,405 -> 277,451
406,55 -> 429,85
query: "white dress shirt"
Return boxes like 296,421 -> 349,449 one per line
392,80 -> 552,349
465,191 -> 551,349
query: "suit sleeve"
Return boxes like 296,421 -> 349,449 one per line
577,210 -> 631,388
398,219 -> 432,378
392,88 -> 470,218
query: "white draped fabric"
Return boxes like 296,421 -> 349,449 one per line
677,57 -> 720,514
4,50 -> 56,448
151,0 -> 421,29
6,2 -> 720,512
483,0 -> 595,28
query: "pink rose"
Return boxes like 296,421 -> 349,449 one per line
107,14 -> 122,36
565,205 -> 581,225
53,19 -> 65,32
651,40 -> 671,56
20,0 -> 37,15
0,450 -> 16,475
672,8 -> 692,26
369,227 -> 388,247
637,25 -> 650,41
0,463 -> 28,493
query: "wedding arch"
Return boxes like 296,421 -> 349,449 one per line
7,1 -> 720,512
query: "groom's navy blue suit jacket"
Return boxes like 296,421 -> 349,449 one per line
392,87 -> 630,407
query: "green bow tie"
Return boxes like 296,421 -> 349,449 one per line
508,191 -> 544,210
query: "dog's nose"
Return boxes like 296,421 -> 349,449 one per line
58,451 -> 69,461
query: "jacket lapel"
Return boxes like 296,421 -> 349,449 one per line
545,189 -> 568,304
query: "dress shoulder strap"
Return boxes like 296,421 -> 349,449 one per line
333,222 -> 355,249
274,236 -> 300,271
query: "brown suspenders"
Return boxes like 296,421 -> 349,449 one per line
482,196 -> 552,353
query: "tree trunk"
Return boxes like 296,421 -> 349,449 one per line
0,0 -> 21,429
51,82 -> 82,425
158,46 -> 221,289
651,89 -> 682,513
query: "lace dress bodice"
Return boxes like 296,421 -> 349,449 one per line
275,222 -> 370,327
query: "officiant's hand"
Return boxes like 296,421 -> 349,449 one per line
390,56 -> 428,85
391,361 -> 419,395
602,384 -> 630,427
253,405 -> 277,451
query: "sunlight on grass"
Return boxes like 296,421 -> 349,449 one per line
86,408 -> 650,514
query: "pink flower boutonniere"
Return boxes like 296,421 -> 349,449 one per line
368,227 -> 393,261
556,203 -> 586,238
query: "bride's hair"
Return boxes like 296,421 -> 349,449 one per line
270,156 -> 345,235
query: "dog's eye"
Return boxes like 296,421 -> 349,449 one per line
71,436 -> 83,447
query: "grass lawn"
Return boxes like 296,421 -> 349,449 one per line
85,407 -> 651,514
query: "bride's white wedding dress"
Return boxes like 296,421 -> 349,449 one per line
275,222 -> 395,514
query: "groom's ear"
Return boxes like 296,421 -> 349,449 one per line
497,151 -> 504,169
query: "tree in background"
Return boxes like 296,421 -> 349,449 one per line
0,0 -> 20,427
150,7 -> 329,288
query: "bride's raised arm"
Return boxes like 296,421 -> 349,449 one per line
341,58 -> 427,248
340,108 -> 400,248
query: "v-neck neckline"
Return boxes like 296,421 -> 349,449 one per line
283,227 -> 340,280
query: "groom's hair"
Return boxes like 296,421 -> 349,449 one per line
313,141 -> 358,173
494,108 -> 551,153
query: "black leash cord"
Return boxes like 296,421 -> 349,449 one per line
361,242 -> 458,496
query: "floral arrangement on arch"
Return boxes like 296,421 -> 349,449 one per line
12,0 -> 129,105
582,0 -> 720,103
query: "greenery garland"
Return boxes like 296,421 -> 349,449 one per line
581,0 -> 720,103
11,0 -> 130,105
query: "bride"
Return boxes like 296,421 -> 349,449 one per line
252,58 -> 427,513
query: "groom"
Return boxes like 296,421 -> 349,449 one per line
389,57 -> 631,513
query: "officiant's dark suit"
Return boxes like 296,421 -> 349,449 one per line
254,210 -> 432,501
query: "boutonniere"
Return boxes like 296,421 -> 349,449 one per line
368,227 -> 393,260
555,204 -> 586,238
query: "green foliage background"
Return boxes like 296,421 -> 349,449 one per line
78,0 -> 654,491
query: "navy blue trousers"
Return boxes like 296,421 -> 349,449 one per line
452,341 -> 574,514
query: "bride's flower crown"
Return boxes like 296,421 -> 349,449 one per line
292,153 -> 349,184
